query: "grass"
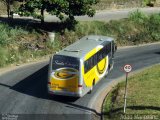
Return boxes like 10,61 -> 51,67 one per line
0,11 -> 160,68
103,64 -> 160,119
0,23 -> 53,67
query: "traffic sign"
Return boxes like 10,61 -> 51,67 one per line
124,64 -> 132,73
123,64 -> 132,114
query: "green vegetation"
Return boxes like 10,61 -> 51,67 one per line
59,11 -> 160,47
103,64 -> 160,119
17,0 -> 98,26
0,23 -> 52,67
0,11 -> 160,68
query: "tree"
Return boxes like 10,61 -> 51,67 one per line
18,0 -> 50,24
2,0 -> 21,18
2,0 -> 11,18
143,0 -> 156,7
17,0 -> 99,27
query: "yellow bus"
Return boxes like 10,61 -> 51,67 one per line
48,35 -> 117,97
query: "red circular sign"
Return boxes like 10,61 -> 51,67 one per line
124,64 -> 132,73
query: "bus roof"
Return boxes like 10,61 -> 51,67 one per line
55,35 -> 114,59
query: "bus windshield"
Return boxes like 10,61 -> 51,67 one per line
52,55 -> 79,70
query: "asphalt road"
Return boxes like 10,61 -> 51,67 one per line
0,43 -> 160,120
44,7 -> 160,22
1,7 -> 159,22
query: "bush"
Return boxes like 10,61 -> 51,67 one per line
143,0 -> 156,7
129,10 -> 149,24
127,11 -> 160,43
0,22 -> 50,67
148,14 -> 160,40
0,23 -> 29,46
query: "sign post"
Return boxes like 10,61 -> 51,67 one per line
123,64 -> 132,114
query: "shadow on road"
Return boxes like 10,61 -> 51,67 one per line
0,65 -> 101,117
0,17 -> 64,32
10,65 -> 79,102
155,52 -> 160,55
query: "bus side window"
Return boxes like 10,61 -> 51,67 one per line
112,42 -> 114,54
103,47 -> 106,58
97,51 -> 100,62
107,43 -> 111,54
106,44 -> 109,55
90,56 -> 96,70
94,53 -> 98,66
109,43 -> 111,53
93,54 -> 96,67
85,57 -> 93,73
84,60 -> 89,73
100,50 -> 103,60
84,44 -> 111,73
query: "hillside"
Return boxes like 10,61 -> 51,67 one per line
1,0 -> 160,15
